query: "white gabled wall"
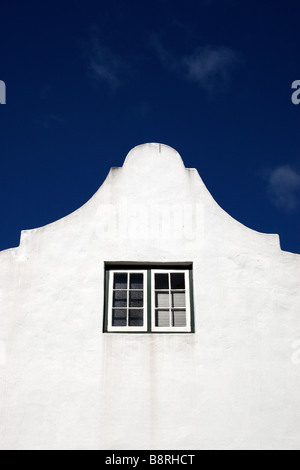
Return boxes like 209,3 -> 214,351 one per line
0,143 -> 300,450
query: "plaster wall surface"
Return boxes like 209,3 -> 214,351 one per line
0,143 -> 300,450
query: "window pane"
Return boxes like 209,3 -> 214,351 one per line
113,290 -> 127,307
130,273 -> 143,290
129,290 -> 143,307
155,273 -> 169,289
155,309 -> 170,327
172,310 -> 186,327
112,309 -> 127,326
129,309 -> 143,326
113,273 -> 127,289
172,292 -> 186,308
171,273 -> 185,290
155,292 -> 169,308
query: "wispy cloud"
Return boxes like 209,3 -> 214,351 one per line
150,35 -> 239,92
88,35 -> 124,89
267,165 -> 300,213
183,46 -> 238,91
149,34 -> 173,68
33,114 -> 65,130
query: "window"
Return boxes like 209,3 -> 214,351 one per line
107,270 -> 147,332
104,265 -> 194,333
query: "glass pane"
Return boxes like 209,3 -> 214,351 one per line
112,309 -> 127,326
172,292 -> 186,308
129,309 -> 143,326
113,290 -> 127,307
155,273 -> 169,289
172,310 -> 186,327
130,273 -> 143,290
171,273 -> 185,290
113,273 -> 127,289
129,290 -> 143,307
155,292 -> 169,308
155,309 -> 170,327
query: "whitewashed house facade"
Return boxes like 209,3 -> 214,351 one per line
0,143 -> 300,450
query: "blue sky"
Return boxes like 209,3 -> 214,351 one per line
0,0 -> 300,253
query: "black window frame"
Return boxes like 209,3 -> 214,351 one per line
103,263 -> 195,333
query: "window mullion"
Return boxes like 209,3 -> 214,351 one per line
127,272 -> 129,327
147,270 -> 151,332
168,272 -> 172,327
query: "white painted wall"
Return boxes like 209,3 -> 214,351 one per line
0,143 -> 300,450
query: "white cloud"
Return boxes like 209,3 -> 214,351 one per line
149,34 -> 174,68
183,46 -> 238,91
150,36 -> 238,92
33,114 -> 64,129
89,36 -> 124,89
267,165 -> 300,213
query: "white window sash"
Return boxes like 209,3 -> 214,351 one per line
151,269 -> 191,333
107,269 -> 148,332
